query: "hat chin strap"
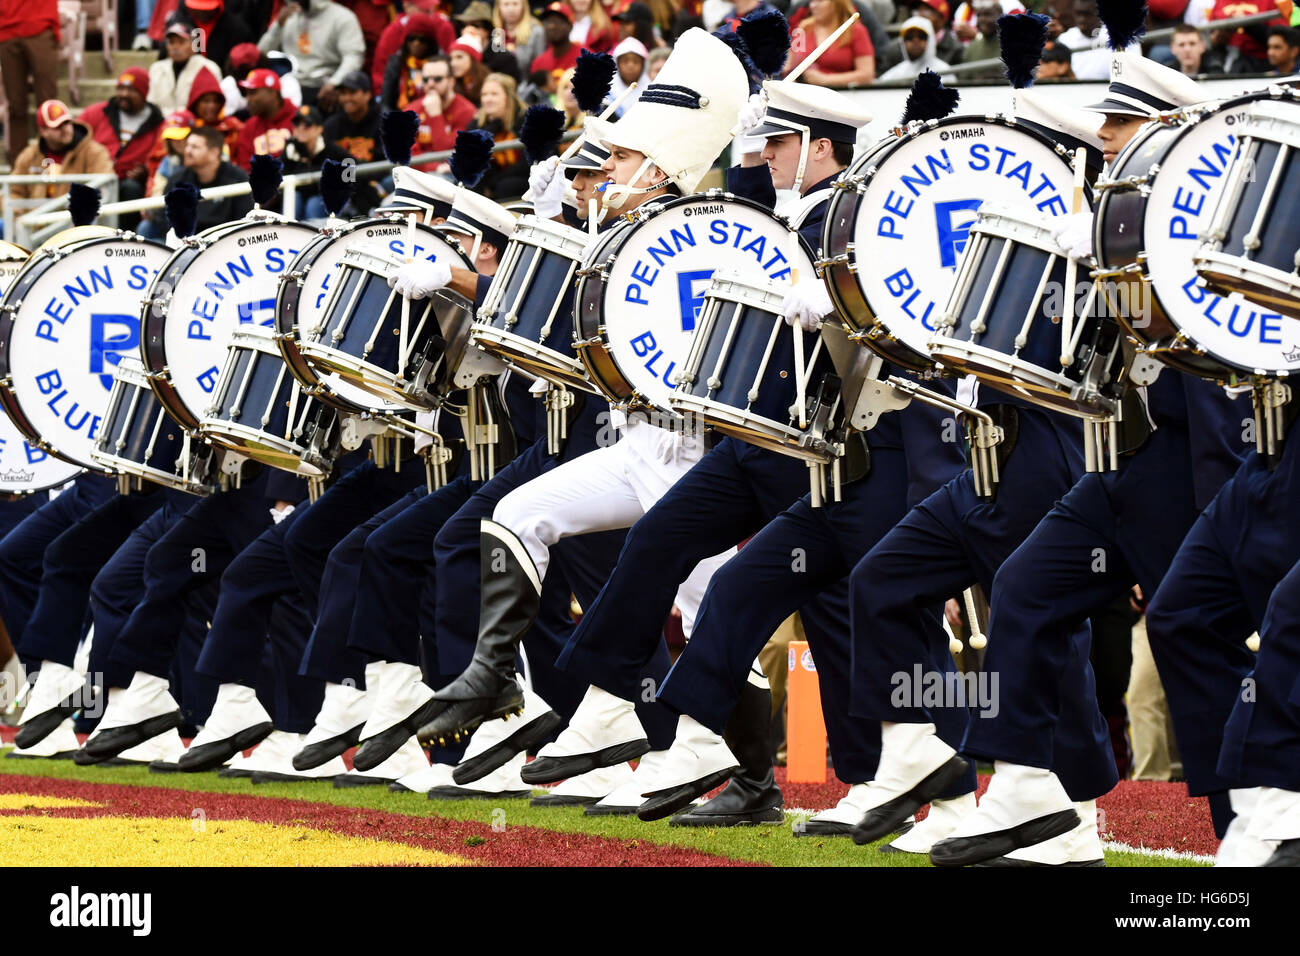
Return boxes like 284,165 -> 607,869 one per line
598,157 -> 663,212
792,130 -> 811,195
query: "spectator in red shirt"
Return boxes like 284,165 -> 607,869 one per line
371,1 -> 457,94
232,68 -> 297,169
0,0 -> 60,163
80,67 -> 165,216
787,0 -> 876,87
450,32 -> 490,105
569,0 -> 620,53
380,13 -> 440,110
532,3 -> 582,86
412,54 -> 477,157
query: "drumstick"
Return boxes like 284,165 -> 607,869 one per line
560,82 -> 641,162
964,588 -> 987,650
399,213 -> 416,385
1059,147 -> 1087,369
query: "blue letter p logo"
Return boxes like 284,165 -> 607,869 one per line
90,313 -> 140,391
935,199 -> 984,270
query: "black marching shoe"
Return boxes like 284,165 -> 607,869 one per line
417,520 -> 541,746
671,683 -> 784,828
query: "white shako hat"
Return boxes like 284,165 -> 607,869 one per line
1014,87 -> 1105,179
561,115 -> 613,179
383,166 -> 458,223
598,27 -> 749,202
1084,49 -> 1206,118
749,79 -> 873,191
442,186 -> 517,260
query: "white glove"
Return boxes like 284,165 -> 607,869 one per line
781,277 -> 834,333
1050,211 -> 1094,261
735,92 -> 768,136
524,156 -> 566,220
269,503 -> 296,525
388,258 -> 453,299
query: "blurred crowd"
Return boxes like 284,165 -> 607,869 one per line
2,0 -> 1298,226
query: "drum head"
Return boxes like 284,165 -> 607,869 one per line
0,412 -> 81,494
145,218 -> 318,427
1128,93 -> 1300,379
0,233 -> 171,472
582,193 -> 815,411
826,116 -> 1080,367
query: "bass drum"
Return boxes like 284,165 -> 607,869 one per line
822,115 -> 1083,371
0,227 -> 170,473
575,191 -> 814,414
142,215 -> 318,429
1096,88 -> 1300,381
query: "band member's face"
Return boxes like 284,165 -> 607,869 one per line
571,168 -> 603,211
601,144 -> 663,190
1098,113 -> 1147,165
760,133 -> 803,191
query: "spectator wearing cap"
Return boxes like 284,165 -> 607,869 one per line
380,13 -> 441,110
466,72 -> 529,199
0,0 -> 60,164
259,0 -> 366,113
80,68 -> 165,220
281,104 -> 354,219
232,68 -> 297,168
902,0 -> 964,65
371,1 -> 458,94
149,14 -> 223,115
1268,24 -> 1300,74
450,32 -> 491,104
1036,41 -> 1075,79
146,109 -> 195,200
187,65 -> 244,157
786,0 -> 875,87
531,3 -> 582,84
495,0 -> 548,75
412,54 -> 477,153
162,125 -> 255,235
455,1 -> 523,78
569,0 -> 619,53
182,0 -> 255,69
324,70 -> 384,161
9,100 -> 115,202
613,2 -> 660,49
222,42 -> 305,113
606,36 -> 648,117
878,15 -> 953,81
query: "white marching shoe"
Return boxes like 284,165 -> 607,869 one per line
976,800 -> 1106,867
635,714 -> 739,822
929,762 -> 1078,867
78,672 -> 182,763
247,731 -> 346,783
1246,786 -> 1300,842
797,784 -> 912,838
293,678 -> 373,770
883,792 -> 977,854
584,750 -> 669,816
335,735 -> 429,788
532,762 -> 636,807
7,716 -> 81,759
425,749 -> 531,800
14,660 -> 86,749
849,722 -> 970,845
350,662 -> 435,773
450,682 -> 563,785
1215,787 -> 1280,866
176,683 -> 273,772
520,685 -> 649,786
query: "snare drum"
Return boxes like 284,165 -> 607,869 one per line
1195,95 -> 1300,323
200,326 -> 341,478
821,115 -> 1082,371
1098,90 -> 1300,381
930,205 -> 1128,419
471,215 -> 595,392
293,226 -> 474,411
0,228 -> 171,472
142,215 -> 318,429
576,192 -> 816,413
671,270 -> 836,459
92,356 -> 216,495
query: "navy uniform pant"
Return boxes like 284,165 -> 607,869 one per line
19,489 -> 188,667
657,447 -> 972,790
431,436 -> 676,749
194,501 -> 325,734
103,470 -> 277,684
0,495 -> 42,538
1217,556 -> 1300,791
852,416 -> 1116,802
1146,438 -> 1300,796
0,475 -> 116,648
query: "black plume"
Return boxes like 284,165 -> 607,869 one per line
900,70 -> 960,125
249,154 -> 282,207
319,158 -> 354,218
573,50 -> 616,114
380,109 -> 420,167
68,183 -> 100,227
449,128 -> 495,188
1098,0 -> 1148,51
737,7 -> 791,78
164,182 -> 200,238
519,105 -> 567,166
715,28 -> 761,94
999,13 -> 1050,90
